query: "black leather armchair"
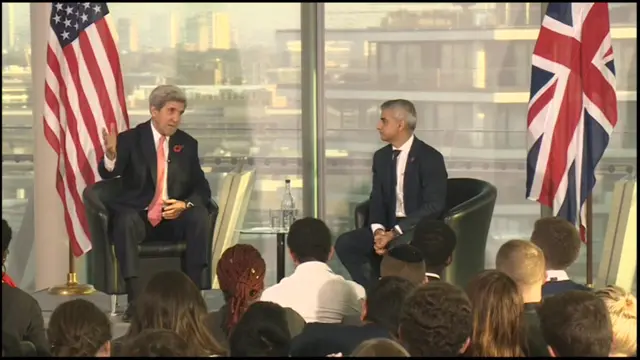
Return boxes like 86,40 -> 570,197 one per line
354,177 -> 497,287
83,177 -> 218,310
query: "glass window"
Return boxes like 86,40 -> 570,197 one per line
322,3 -> 636,283
106,3 -> 303,285
568,4 -> 637,284
2,3 -> 32,285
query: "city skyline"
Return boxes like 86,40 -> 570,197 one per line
2,2 -> 637,290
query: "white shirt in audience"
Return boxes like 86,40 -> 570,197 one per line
545,270 -> 570,282
260,261 -> 365,323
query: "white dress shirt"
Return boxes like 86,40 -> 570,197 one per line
425,272 -> 440,279
104,124 -> 170,202
371,135 -> 415,235
545,270 -> 570,282
260,261 -> 365,324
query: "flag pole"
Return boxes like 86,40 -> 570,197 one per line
585,194 -> 594,287
47,245 -> 95,295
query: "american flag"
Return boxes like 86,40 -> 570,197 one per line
44,2 -> 130,256
526,3 -> 618,242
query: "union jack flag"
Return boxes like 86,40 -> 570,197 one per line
526,3 -> 617,242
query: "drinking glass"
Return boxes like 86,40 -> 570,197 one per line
269,209 -> 282,230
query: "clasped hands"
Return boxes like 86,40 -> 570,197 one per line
162,199 -> 187,220
373,229 -> 396,255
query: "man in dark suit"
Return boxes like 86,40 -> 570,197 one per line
335,99 -> 448,289
98,85 -> 211,319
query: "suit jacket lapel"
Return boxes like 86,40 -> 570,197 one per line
141,120 -> 158,186
403,138 -> 419,207
167,135 -> 179,194
384,145 -> 394,200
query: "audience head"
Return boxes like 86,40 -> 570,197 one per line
465,269 -> 525,357
47,298 -> 112,357
228,301 -> 291,357
2,219 -> 12,268
363,276 -> 415,337
287,217 -> 332,264
495,239 -> 546,302
380,244 -> 426,285
127,270 -> 224,356
538,290 -> 612,357
530,216 -> 581,271
216,244 -> 266,333
351,338 -> 410,357
122,329 -> 194,357
399,282 -> 472,357
378,99 -> 418,141
411,219 -> 456,276
594,285 -> 637,357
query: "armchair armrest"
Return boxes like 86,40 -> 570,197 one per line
83,177 -> 125,217
444,186 -> 497,221
354,199 -> 371,229
83,177 -> 125,294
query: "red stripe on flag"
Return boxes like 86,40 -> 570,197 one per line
527,81 -> 558,127
538,74 -> 583,207
61,45 -> 102,183
94,20 -> 130,129
46,45 -> 93,249
45,121 -> 82,256
44,5 -> 129,257
77,31 -> 115,163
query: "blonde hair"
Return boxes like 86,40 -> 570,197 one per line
496,239 -> 546,288
594,285 -> 637,356
351,338 -> 410,357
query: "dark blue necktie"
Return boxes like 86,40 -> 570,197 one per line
390,150 -> 401,213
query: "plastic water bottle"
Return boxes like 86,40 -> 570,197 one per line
281,179 -> 296,229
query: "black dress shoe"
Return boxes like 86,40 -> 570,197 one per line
122,303 -> 135,323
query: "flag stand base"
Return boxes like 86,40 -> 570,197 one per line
48,273 -> 96,296
47,247 -> 95,296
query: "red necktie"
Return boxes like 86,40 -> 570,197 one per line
147,136 -> 166,227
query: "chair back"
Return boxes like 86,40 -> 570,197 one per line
210,161 -> 256,288
442,178 -> 497,287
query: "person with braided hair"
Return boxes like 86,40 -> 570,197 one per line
47,298 -> 112,357
206,244 -> 306,347
214,244 -> 266,334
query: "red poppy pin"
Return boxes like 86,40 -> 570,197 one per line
173,145 -> 184,153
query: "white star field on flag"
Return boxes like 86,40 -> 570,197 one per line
50,2 -> 109,47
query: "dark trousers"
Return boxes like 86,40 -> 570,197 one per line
335,226 -> 412,290
335,228 -> 380,289
110,206 -> 209,301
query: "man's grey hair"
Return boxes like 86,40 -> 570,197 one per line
148,84 -> 188,111
381,99 -> 418,130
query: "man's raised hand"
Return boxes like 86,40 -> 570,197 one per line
102,123 -> 117,160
